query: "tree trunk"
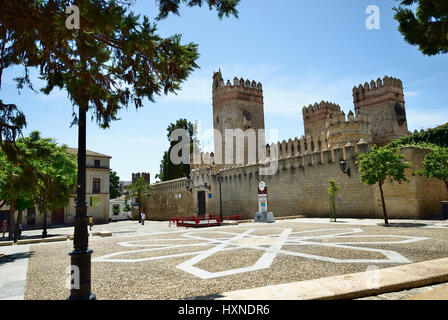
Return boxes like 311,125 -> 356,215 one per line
445,180 -> 448,194
15,210 -> 23,240
8,201 -> 15,242
8,202 -> 16,242
379,183 -> 389,225
138,195 -> 141,223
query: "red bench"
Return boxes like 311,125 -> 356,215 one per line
169,215 -> 221,228
222,215 -> 246,222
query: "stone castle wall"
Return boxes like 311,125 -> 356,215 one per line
144,178 -> 194,221
191,144 -> 446,220
146,72 -> 446,221
147,144 -> 446,221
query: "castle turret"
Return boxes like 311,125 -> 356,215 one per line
132,172 -> 150,184
302,101 -> 342,137
353,76 -> 408,146
212,70 -> 265,165
325,110 -> 372,148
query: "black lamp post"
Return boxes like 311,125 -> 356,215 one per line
185,179 -> 193,193
42,211 -> 47,238
217,172 -> 223,223
68,105 -> 95,300
340,160 -> 351,178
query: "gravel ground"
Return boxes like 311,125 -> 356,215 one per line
23,220 -> 448,300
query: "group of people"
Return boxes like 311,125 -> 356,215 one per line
2,220 -> 22,239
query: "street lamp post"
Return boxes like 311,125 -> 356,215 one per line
68,105 -> 95,300
217,173 -> 223,224
42,211 -> 47,238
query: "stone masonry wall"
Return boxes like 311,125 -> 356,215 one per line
145,178 -> 194,221
191,145 -> 446,220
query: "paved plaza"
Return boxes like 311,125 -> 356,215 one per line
1,218 -> 448,300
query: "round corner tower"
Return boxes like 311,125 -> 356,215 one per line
212,70 -> 266,165
353,76 -> 408,146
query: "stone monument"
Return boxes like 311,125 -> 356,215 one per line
254,181 -> 275,223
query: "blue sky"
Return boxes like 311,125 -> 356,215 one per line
1,0 -> 447,182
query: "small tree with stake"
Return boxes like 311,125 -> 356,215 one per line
357,146 -> 410,225
327,179 -> 340,222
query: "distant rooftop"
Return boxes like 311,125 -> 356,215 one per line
67,147 -> 111,159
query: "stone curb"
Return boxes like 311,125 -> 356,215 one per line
0,241 -> 14,247
15,236 -> 70,245
216,258 -> 448,300
405,284 -> 448,300
16,239 -> 44,245
41,236 -> 69,243
237,215 -> 306,224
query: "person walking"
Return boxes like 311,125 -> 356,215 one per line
89,216 -> 94,231
140,212 -> 146,226
2,220 -> 7,238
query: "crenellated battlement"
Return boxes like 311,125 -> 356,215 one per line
132,172 -> 150,184
204,137 -> 371,179
325,110 -> 372,147
352,75 -> 408,146
353,75 -> 403,96
353,75 -> 404,108
302,101 -> 342,115
265,131 -> 329,161
213,70 -> 263,96
152,177 -> 189,193
325,110 -> 369,127
302,100 -> 343,137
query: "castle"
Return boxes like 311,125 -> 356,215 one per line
145,71 -> 445,221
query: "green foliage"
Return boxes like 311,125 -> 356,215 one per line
156,0 -> 240,20
0,131 -> 77,239
357,145 -> 411,224
393,0 -> 448,55
0,0 -> 218,127
388,124 -> 448,149
0,100 -> 27,144
112,204 -> 120,214
21,132 -> 78,215
327,179 -> 341,196
0,0 -> 239,127
157,118 -> 193,182
357,146 -> 410,186
388,125 -> 448,194
109,170 -> 122,199
416,146 -> 448,191
123,198 -> 131,212
125,177 -> 154,216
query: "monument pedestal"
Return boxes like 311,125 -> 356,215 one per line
254,181 -> 275,223
254,211 -> 275,223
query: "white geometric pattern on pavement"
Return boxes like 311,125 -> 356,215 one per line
93,227 -> 428,279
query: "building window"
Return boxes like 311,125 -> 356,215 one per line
94,159 -> 101,168
92,178 -> 101,194
216,117 -> 219,123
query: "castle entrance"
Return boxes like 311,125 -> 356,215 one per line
197,191 -> 206,216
